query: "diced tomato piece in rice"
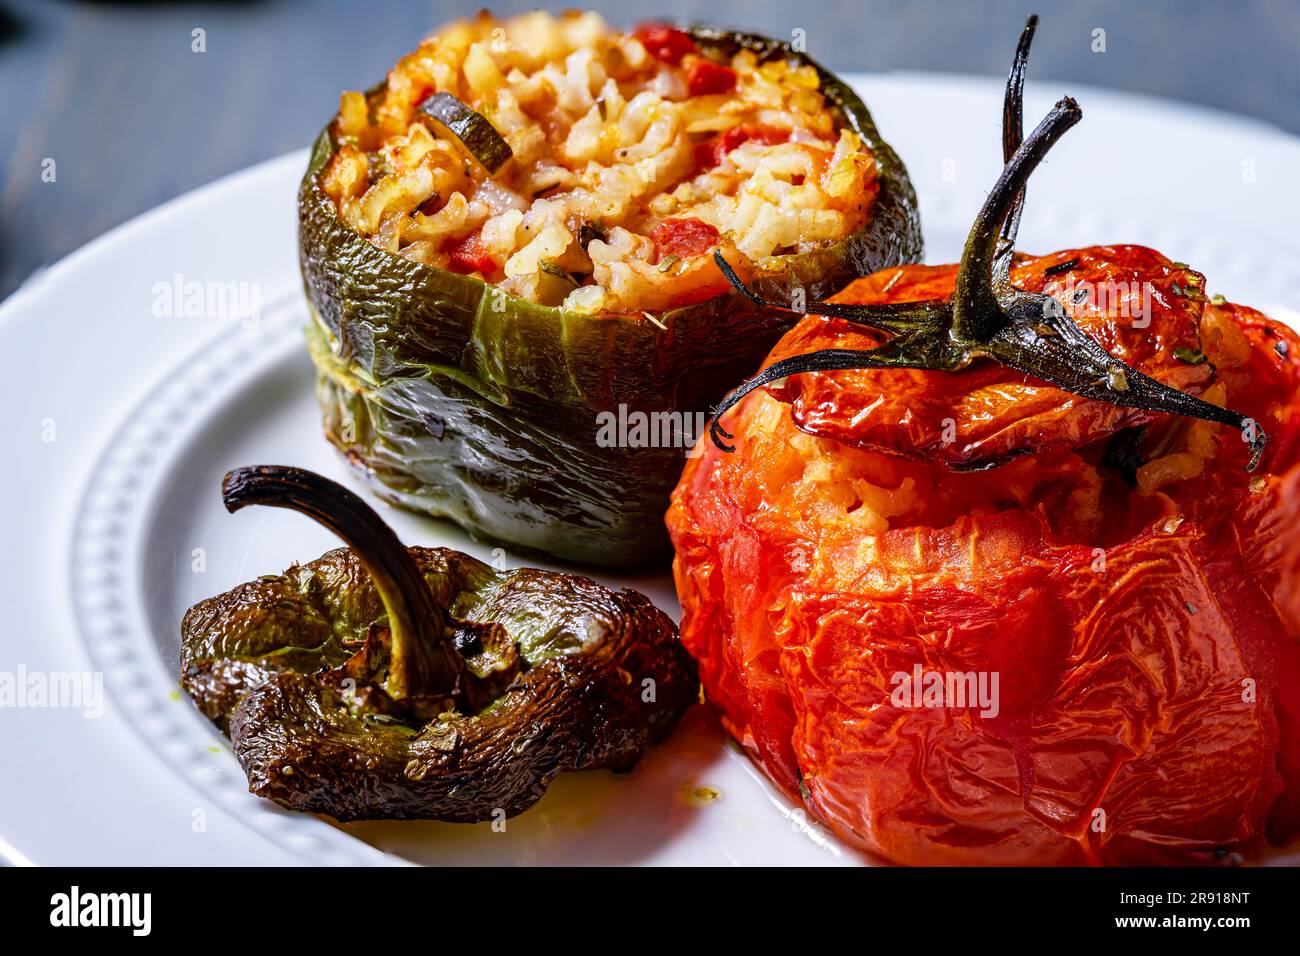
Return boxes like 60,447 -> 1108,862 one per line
651,218 -> 722,262
693,125 -> 789,170
687,59 -> 737,96
634,23 -> 697,64
443,232 -> 496,275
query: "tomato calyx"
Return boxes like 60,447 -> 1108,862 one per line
706,16 -> 1267,470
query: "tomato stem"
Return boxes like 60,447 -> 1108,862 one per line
706,15 -> 1268,471
995,14 -> 1038,282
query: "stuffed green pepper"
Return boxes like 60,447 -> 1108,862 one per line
299,10 -> 921,567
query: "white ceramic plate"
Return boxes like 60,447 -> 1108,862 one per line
3,74 -> 1299,866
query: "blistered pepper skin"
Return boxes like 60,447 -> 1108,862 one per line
182,545 -> 698,822
667,246 -> 1300,865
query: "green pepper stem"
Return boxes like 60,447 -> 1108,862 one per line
221,466 -> 463,702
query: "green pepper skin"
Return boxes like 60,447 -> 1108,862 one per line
298,27 -> 922,568
181,546 -> 698,821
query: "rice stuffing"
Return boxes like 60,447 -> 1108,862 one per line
320,11 -> 879,314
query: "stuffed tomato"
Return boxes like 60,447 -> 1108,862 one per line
298,10 -> 921,568
668,16 -> 1300,865
668,247 -> 1300,865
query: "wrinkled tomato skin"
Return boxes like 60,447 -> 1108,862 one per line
667,246 -> 1300,865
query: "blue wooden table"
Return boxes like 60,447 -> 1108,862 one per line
0,0 -> 1295,300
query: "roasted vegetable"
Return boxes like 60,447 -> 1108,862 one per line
299,20 -> 921,568
667,17 -> 1300,865
181,466 -> 697,822
417,92 -> 514,173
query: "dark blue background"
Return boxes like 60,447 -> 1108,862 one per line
1,0 -> 1296,300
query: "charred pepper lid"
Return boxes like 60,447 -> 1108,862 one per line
183,465 -> 697,821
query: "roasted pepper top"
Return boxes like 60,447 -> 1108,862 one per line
180,467 -> 697,822
319,10 -> 878,313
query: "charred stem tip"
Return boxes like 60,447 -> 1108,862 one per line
223,465 -> 315,513
1054,95 -> 1082,123
1008,96 -> 1083,164
708,416 -> 736,454
713,249 -> 792,312
1009,16 -> 1039,84
219,465 -> 412,570
221,466 -> 387,531
1009,96 -> 1082,158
